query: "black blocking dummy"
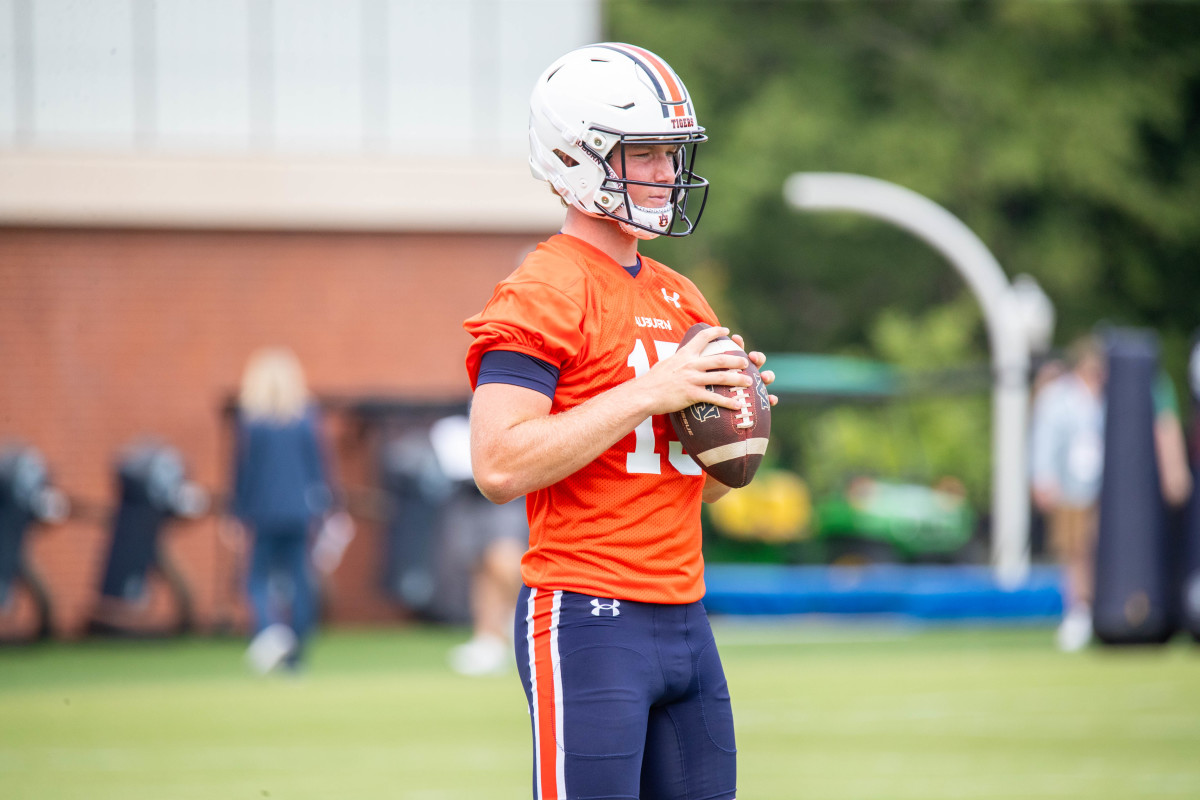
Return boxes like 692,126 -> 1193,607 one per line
1093,329 -> 1174,645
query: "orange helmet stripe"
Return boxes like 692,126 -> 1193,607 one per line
607,43 -> 692,119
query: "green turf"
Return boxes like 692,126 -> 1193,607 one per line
2,622 -> 1198,799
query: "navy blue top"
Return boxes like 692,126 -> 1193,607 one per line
232,405 -> 331,530
477,350 -> 559,399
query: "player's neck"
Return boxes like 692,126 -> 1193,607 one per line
561,208 -> 639,268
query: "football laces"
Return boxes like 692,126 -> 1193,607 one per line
732,386 -> 754,429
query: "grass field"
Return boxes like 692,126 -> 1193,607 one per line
2,621 -> 1198,799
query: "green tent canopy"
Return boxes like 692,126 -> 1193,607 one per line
767,354 -> 991,400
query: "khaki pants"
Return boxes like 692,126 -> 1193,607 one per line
1049,505 -> 1098,610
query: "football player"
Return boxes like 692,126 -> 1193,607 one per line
465,42 -> 776,800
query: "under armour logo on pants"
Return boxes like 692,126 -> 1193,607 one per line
590,598 -> 621,616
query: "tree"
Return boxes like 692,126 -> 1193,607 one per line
609,0 -> 1200,509
610,0 -> 1200,360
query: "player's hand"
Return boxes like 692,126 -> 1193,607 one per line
637,325 -> 752,416
731,333 -> 779,408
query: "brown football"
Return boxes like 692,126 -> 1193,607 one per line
669,323 -> 771,488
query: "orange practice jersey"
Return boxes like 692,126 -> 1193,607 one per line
464,233 -> 718,604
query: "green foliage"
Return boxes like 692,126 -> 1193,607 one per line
797,296 -> 992,508
608,0 -> 1200,507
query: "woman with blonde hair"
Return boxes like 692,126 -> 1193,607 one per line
239,347 -> 310,423
231,347 -> 331,673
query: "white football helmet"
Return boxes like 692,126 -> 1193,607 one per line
529,43 -> 709,239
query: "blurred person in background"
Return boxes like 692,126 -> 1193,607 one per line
1030,336 -> 1106,651
1027,357 -> 1067,558
228,347 -> 333,674
428,414 -> 525,677
1031,334 -> 1192,652
1153,377 -> 1193,515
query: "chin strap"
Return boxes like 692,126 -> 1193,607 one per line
619,219 -> 662,241
622,200 -> 673,239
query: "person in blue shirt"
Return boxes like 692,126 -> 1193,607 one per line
1030,337 -> 1106,651
230,347 -> 332,673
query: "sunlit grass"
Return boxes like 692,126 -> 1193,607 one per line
2,623 -> 1197,799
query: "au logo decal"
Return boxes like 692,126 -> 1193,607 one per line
689,399 -> 720,423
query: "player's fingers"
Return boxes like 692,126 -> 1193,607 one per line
700,368 -> 751,389
698,386 -> 747,411
759,368 -> 775,386
747,350 -> 767,369
683,325 -> 730,353
768,393 -> 779,407
699,353 -> 750,373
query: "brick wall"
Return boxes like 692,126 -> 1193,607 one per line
0,226 -> 546,637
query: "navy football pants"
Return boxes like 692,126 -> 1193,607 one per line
515,586 -> 737,800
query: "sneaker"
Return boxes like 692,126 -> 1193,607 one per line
246,623 -> 298,674
449,635 -> 510,677
1056,606 -> 1092,653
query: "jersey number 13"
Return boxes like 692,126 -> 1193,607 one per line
626,339 -> 703,477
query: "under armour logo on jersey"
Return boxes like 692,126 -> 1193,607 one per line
661,288 -> 681,308
591,598 -> 621,617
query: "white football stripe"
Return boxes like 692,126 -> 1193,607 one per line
694,438 -> 769,465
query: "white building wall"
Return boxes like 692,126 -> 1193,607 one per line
31,0 -> 138,150
0,2 -> 15,148
0,0 -> 602,230
154,1 -> 254,153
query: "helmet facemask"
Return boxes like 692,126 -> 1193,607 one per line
583,131 -> 709,239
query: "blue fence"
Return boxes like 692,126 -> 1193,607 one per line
703,564 -> 1064,621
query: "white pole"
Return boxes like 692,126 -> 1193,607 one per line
784,172 -> 1031,587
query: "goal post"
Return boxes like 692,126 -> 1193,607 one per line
784,172 -> 1053,588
